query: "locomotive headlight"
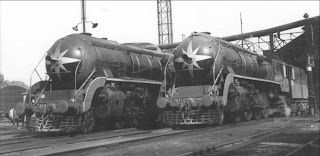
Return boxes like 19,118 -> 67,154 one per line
202,47 -> 211,54
74,48 -> 82,57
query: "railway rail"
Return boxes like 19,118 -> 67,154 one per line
285,137 -> 319,156
177,119 -> 320,156
0,128 -> 148,155
3,118 -> 272,156
1,117 -> 317,156
0,129 -> 26,135
0,118 -> 266,154
2,128 -> 197,156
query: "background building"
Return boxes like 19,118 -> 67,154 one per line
0,85 -> 27,113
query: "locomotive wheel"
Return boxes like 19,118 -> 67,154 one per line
261,108 -> 269,119
243,111 -> 252,122
115,120 -> 126,129
172,124 -> 179,130
79,110 -> 95,134
253,109 -> 261,120
217,110 -> 224,126
131,118 -> 141,128
231,114 -> 241,123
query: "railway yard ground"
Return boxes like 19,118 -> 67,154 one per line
0,115 -> 319,156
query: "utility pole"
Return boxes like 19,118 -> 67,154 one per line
81,0 -> 86,33
72,0 -> 98,33
157,0 -> 173,45
240,12 -> 244,47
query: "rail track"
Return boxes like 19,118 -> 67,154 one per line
0,135 -> 32,146
1,117 -> 317,156
0,129 -> 26,135
0,118 -> 254,155
285,137 -> 319,156
1,118 -> 272,156
2,126 -> 210,156
177,119 -> 320,156
0,128 -> 157,155
0,128 -> 32,146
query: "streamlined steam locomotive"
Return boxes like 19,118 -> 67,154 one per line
16,33 -> 174,133
157,32 -> 308,128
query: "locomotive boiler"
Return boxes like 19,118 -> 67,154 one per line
16,33 -> 174,133
157,32 -> 308,128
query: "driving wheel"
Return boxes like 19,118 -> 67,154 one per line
79,110 -> 95,134
261,108 -> 269,119
243,111 -> 252,122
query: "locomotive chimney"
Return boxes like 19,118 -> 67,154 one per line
81,33 -> 92,36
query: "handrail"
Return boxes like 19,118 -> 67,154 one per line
208,66 -> 225,94
160,48 -> 175,97
34,79 -> 51,103
74,44 -> 89,90
74,69 -> 96,97
29,52 -> 47,103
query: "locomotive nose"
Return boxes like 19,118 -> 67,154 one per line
173,36 -> 213,78
46,39 -> 82,81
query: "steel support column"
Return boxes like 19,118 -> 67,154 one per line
305,21 -> 318,115
157,0 -> 173,45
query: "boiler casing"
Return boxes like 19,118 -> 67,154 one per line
46,34 -> 164,90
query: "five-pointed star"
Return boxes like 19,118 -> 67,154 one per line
46,41 -> 80,80
168,87 -> 179,96
175,41 -> 212,77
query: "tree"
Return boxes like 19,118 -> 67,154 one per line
0,73 -> 9,88
8,80 -> 29,89
0,73 -> 29,89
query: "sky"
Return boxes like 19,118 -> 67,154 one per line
0,1 -> 319,86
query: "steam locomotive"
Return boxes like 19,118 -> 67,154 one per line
157,32 -> 309,128
16,33 -> 174,133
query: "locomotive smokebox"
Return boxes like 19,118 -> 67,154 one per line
45,34 -> 95,90
173,33 -> 221,86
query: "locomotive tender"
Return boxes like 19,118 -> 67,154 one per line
157,32 -> 308,128
16,33 -> 174,133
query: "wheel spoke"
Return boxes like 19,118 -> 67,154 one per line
253,109 -> 261,120
80,110 -> 95,134
243,111 -> 252,122
217,110 -> 224,126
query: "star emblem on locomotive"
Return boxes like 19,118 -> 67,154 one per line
168,87 -> 179,96
175,41 -> 212,77
46,41 -> 80,80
